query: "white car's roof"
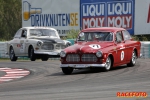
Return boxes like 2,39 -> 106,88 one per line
21,27 -> 57,30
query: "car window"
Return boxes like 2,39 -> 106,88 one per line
21,29 -> 27,38
77,32 -> 113,41
116,31 -> 123,42
87,33 -> 92,41
104,32 -> 113,41
122,30 -> 131,40
14,29 -> 22,38
30,29 -> 57,37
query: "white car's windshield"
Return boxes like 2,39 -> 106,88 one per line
30,29 -> 58,37
77,32 -> 113,41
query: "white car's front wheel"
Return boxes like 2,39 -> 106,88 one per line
29,46 -> 36,61
9,47 -> 17,61
41,55 -> 49,61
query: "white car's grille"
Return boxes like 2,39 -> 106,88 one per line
81,54 -> 97,62
56,44 -> 66,49
66,54 -> 80,62
41,43 -> 54,50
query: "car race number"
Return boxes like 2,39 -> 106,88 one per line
121,51 -> 124,61
20,43 -> 25,52
20,40 -> 25,52
89,44 -> 101,49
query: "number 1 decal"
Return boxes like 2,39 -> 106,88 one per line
121,51 -> 124,61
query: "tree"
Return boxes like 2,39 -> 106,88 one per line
0,0 -> 21,41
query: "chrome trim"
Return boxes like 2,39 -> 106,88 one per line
120,47 -> 125,50
140,53 -> 143,58
60,64 -> 106,68
34,51 -> 60,55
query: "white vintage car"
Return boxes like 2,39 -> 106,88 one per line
6,27 -> 71,61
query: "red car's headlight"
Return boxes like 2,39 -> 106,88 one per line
96,51 -> 103,57
60,51 -> 66,57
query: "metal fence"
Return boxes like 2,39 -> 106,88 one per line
0,41 -> 150,59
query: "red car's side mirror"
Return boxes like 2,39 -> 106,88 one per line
74,40 -> 77,44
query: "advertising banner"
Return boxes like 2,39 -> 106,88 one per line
22,0 -> 80,36
80,0 -> 135,35
135,0 -> 150,35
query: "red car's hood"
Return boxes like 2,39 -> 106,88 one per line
64,41 -> 114,53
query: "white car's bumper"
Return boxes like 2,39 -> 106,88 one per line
34,51 -> 60,55
60,64 -> 106,68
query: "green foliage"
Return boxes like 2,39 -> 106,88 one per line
132,35 -> 149,41
62,29 -> 80,39
0,0 -> 21,41
67,29 -> 80,39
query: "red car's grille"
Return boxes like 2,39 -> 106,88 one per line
66,54 -> 80,62
66,54 -> 97,62
81,54 -> 97,62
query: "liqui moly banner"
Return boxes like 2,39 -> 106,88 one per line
80,0 -> 135,35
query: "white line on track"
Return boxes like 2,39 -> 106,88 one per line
0,68 -> 30,83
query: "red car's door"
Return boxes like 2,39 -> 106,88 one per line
114,31 -> 128,65
122,30 -> 133,62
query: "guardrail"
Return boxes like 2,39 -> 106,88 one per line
1,41 -> 150,59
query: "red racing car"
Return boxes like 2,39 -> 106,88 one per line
60,27 -> 141,75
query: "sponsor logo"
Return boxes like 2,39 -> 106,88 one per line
23,1 -> 78,27
23,1 -> 79,35
23,1 -> 42,21
80,0 -> 134,34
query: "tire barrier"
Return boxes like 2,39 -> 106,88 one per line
0,42 -> 8,58
140,41 -> 150,58
0,41 -> 150,59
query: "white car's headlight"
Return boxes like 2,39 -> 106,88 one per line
37,41 -> 42,47
60,51 -> 66,57
96,51 -> 103,57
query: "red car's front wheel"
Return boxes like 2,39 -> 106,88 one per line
104,56 -> 112,71
62,67 -> 74,75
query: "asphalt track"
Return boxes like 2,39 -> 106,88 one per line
0,71 -> 5,77
0,59 -> 150,100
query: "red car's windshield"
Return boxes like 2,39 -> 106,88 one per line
77,32 -> 113,41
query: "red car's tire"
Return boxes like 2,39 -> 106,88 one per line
127,50 -> 137,67
104,56 -> 112,71
62,67 -> 74,75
